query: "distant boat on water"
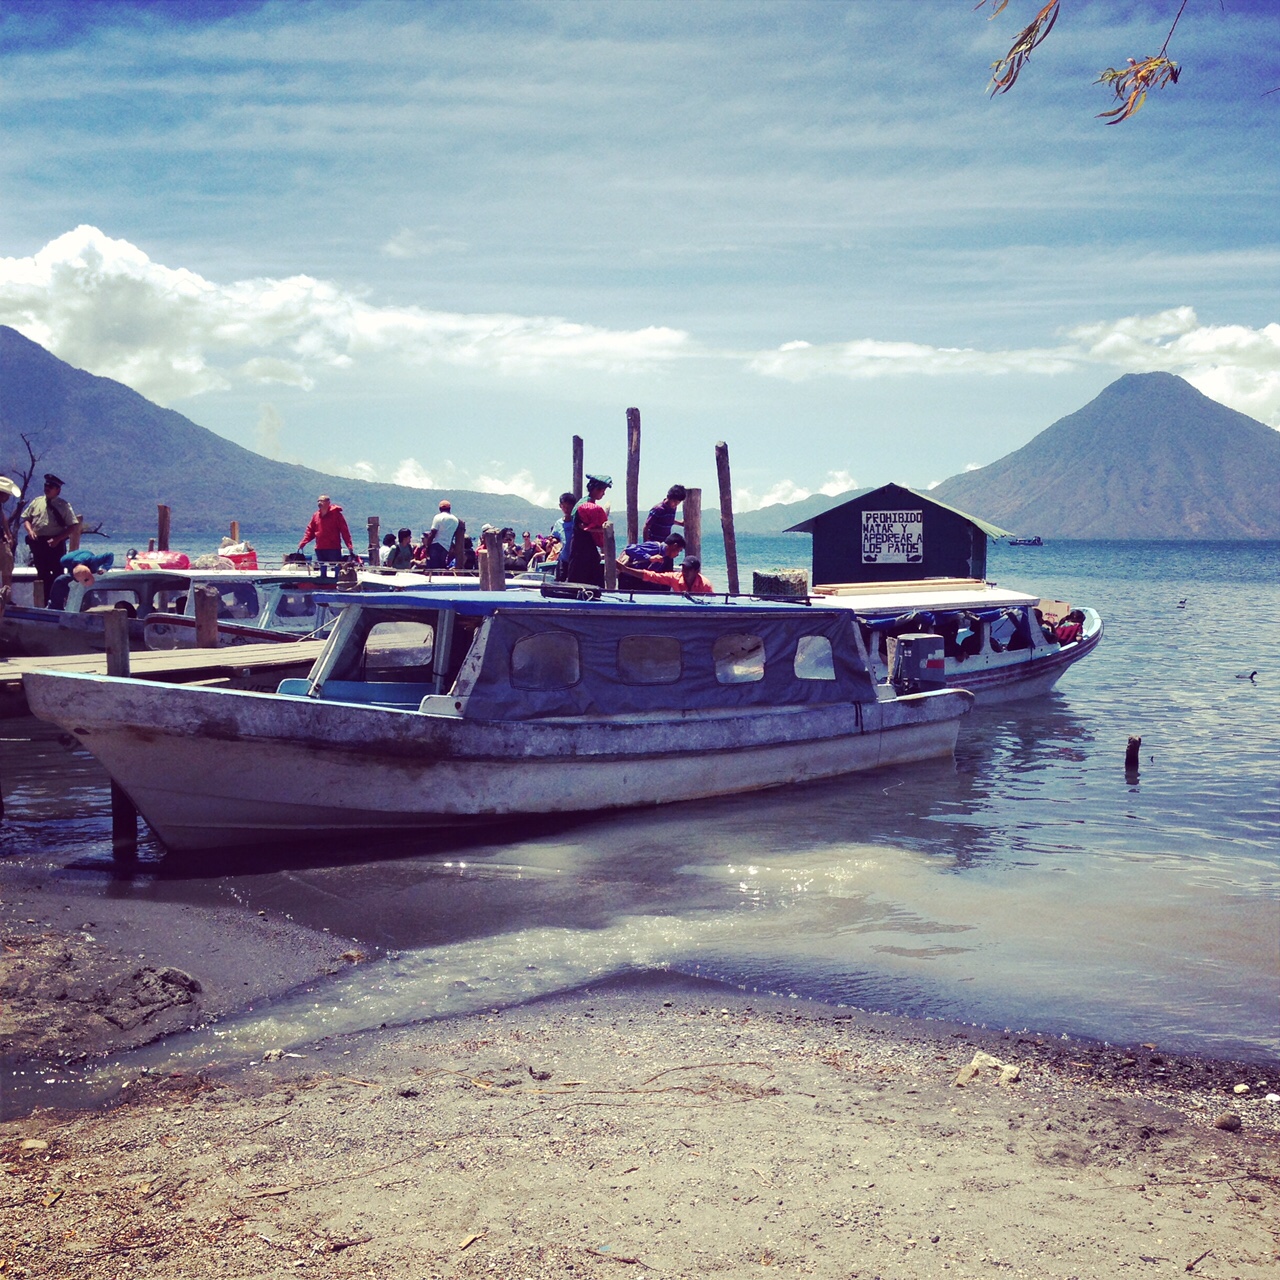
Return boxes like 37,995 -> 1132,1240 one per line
1007,536 -> 1044,547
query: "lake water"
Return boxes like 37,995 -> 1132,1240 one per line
1,536 -> 1277,1091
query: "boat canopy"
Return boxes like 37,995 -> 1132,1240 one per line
320,590 -> 879,718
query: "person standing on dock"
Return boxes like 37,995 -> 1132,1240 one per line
298,494 -> 355,564
424,500 -> 460,570
21,473 -> 80,604
642,484 -> 686,543
0,475 -> 19,601
565,474 -> 611,588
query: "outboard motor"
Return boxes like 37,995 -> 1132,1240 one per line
889,633 -> 947,695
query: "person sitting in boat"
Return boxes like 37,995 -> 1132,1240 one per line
384,528 -> 416,570
619,533 -> 686,592
564,474 -> 611,587
1055,610 -> 1085,644
642,484 -> 687,543
618,555 -> 714,595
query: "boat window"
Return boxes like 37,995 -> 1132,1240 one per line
216,584 -> 260,621
275,591 -> 317,620
81,588 -> 141,614
617,635 -> 682,685
713,633 -> 766,684
793,635 -> 836,681
511,632 -> 581,691
364,620 -> 435,681
151,589 -> 186,614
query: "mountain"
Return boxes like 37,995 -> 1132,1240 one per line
0,326 -> 556,542
930,373 -> 1280,539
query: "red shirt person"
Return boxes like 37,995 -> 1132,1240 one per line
619,555 -> 714,595
299,495 -> 355,563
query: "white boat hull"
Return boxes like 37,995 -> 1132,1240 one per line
24,672 -> 971,851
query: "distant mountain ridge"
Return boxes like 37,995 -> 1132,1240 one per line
0,326 -> 556,542
736,373 -> 1280,539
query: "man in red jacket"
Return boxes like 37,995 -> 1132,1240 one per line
299,495 -> 355,563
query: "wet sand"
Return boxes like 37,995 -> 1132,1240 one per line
2,878 -> 1278,1279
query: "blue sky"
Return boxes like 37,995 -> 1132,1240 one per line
0,0 -> 1276,511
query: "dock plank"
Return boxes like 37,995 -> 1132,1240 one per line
0,641 -> 326,716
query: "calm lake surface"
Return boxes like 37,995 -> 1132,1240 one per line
2,536 -> 1277,1076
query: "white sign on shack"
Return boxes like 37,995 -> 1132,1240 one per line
862,509 -> 923,564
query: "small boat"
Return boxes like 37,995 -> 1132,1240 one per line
1007,536 -> 1044,547
23,586 -> 974,851
810,578 -> 1102,705
0,566 -> 346,657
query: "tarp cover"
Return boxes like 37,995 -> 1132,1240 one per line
464,605 -> 877,720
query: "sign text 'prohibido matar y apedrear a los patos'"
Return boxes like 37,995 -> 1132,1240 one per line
862,509 -> 923,564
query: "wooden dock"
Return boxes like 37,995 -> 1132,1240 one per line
0,640 -> 326,717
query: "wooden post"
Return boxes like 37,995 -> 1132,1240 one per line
367,516 -> 380,565
157,504 -> 171,552
572,435 -> 584,500
625,408 -> 641,545
715,441 -> 740,595
476,545 -> 490,589
68,523 -> 81,552
453,520 -> 467,575
147,538 -> 156,553
602,521 -> 618,590
684,487 -> 702,560
194,583 -> 220,648
229,520 -> 240,543
101,607 -> 131,677
481,529 -> 504,591
97,606 -> 137,853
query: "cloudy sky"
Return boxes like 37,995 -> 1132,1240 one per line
0,0 -> 1276,511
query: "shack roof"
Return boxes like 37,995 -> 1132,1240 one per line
784,484 -> 1012,539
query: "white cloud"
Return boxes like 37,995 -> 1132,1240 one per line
0,226 -> 690,405
392,458 -> 437,489
750,338 -> 1076,381
255,403 -> 282,460
749,310 -> 1280,426
473,469 -> 554,509
734,469 -> 858,513
381,229 -> 469,259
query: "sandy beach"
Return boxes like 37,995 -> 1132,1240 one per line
3,870 -> 1278,1280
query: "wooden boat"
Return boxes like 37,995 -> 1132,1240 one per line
810,578 -> 1102,705
0,567 -> 347,657
1007,536 -> 1044,547
23,586 -> 974,851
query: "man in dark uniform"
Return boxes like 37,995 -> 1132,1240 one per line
21,473 -> 80,605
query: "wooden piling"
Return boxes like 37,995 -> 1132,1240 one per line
230,520 -> 240,543
572,435 -> 584,500
157,504 -> 171,552
99,606 -> 137,853
603,521 -> 618,590
1125,735 -> 1142,773
147,538 -> 156,553
481,529 -> 505,590
625,408 -> 641,545
684,487 -> 702,560
194,584 -> 221,648
367,516 -> 380,566
453,519 -> 467,575
715,441 -> 739,595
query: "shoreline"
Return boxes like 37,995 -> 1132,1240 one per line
3,874 -> 1279,1278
